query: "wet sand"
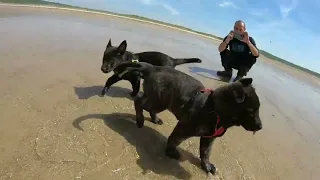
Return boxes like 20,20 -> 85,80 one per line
0,5 -> 319,180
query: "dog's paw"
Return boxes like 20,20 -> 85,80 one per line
136,121 -> 144,128
136,117 -> 144,128
100,87 -> 110,96
165,148 -> 181,160
100,90 -> 106,96
152,118 -> 163,125
201,161 -> 217,174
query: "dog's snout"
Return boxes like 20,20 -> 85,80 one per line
256,123 -> 262,131
101,67 -> 109,73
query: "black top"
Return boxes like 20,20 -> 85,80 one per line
223,36 -> 259,58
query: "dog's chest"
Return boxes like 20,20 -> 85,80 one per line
194,122 -> 215,136
195,125 -> 210,135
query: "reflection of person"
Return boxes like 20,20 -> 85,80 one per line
217,20 -> 259,82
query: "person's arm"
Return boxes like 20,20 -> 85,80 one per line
248,37 -> 259,57
218,36 -> 229,52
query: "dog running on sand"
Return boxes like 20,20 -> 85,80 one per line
118,61 -> 263,174
100,39 -> 202,97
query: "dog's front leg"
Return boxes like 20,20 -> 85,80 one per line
128,76 -> 141,97
200,137 -> 216,174
134,95 -> 146,128
149,112 -> 163,125
101,74 -> 121,96
166,122 -> 191,160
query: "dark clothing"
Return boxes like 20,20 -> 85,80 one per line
220,36 -> 259,74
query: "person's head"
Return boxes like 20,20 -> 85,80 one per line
234,20 -> 246,35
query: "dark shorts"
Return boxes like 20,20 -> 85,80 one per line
220,49 -> 256,71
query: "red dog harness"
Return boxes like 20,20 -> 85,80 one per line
202,113 -> 225,138
199,88 -> 226,138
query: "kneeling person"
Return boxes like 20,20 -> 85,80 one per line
217,20 -> 259,82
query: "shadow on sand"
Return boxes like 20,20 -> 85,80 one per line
188,66 -> 231,83
73,113 -> 204,180
73,85 -> 133,100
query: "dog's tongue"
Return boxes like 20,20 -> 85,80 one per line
253,131 -> 256,135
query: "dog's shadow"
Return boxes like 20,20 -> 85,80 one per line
73,113 -> 202,180
189,66 -> 231,83
73,86 -> 133,100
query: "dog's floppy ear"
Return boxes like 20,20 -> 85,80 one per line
239,78 -> 253,87
107,38 -> 112,48
117,40 -> 127,55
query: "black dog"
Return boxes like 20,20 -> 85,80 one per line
120,62 -> 263,174
100,39 -> 202,97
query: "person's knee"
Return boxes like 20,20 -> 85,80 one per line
248,59 -> 256,70
220,49 -> 232,66
244,56 -> 256,68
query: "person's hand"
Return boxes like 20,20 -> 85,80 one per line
225,31 -> 234,43
241,32 -> 250,44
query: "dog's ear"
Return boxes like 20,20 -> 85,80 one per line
239,78 -> 253,87
117,40 -> 127,55
107,38 -> 112,49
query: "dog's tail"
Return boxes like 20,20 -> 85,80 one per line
115,61 -> 154,77
173,58 -> 202,66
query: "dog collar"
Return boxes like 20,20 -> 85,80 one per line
132,59 -> 139,63
199,88 -> 226,138
118,69 -> 129,78
117,58 -> 140,78
131,55 -> 139,63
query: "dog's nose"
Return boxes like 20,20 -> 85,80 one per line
256,124 -> 262,130
101,67 -> 108,73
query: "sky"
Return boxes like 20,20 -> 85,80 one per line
49,0 -> 320,73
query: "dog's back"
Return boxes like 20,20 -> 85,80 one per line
135,51 -> 175,67
136,51 -> 202,67
148,70 -> 203,114
127,62 -> 204,114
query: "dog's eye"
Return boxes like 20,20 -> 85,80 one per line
247,109 -> 255,117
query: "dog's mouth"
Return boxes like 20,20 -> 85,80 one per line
101,67 -> 111,73
235,117 -> 262,134
231,120 -> 258,135
241,125 -> 262,135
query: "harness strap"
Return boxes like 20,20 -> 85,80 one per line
117,58 -> 140,78
198,88 -> 226,138
202,114 -> 226,138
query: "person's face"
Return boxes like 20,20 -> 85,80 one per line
233,22 -> 245,34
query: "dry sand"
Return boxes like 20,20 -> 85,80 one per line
0,5 -> 320,180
